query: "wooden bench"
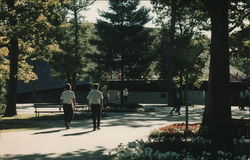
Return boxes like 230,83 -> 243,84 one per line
34,103 -> 90,117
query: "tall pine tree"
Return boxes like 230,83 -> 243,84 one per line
93,0 -> 152,105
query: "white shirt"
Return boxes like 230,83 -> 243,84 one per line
176,93 -> 180,99
87,89 -> 103,105
123,89 -> 128,96
60,90 -> 75,104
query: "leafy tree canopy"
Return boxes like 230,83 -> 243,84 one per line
0,0 -> 67,83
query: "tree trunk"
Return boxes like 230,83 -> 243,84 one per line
4,0 -> 18,117
202,0 -> 232,149
72,6 -> 79,92
4,38 -> 18,117
167,1 -> 177,106
32,61 -> 37,103
120,57 -> 124,106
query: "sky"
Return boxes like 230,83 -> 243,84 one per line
81,1 -> 211,37
81,1 -> 156,28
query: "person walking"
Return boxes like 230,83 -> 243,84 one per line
239,89 -> 245,111
87,83 -> 104,131
59,83 -> 76,129
123,88 -> 129,104
103,89 -> 110,105
244,88 -> 250,110
170,89 -> 181,116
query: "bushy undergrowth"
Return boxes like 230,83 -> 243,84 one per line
231,119 -> 250,139
112,122 -> 250,160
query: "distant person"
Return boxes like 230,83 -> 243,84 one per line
87,83 -> 104,131
123,88 -> 129,104
103,89 -> 109,105
59,83 -> 76,129
236,72 -> 239,81
170,90 -> 181,116
245,88 -> 250,109
239,89 -> 245,111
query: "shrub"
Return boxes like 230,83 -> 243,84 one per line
149,123 -> 200,143
104,103 -> 154,113
112,122 -> 250,160
112,139 -> 249,160
232,119 -> 250,139
104,106 -> 155,113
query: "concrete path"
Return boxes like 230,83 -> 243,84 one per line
0,104 -> 249,160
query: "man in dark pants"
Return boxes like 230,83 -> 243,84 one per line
87,83 -> 104,131
123,88 -> 129,104
60,83 -> 76,129
170,89 -> 181,116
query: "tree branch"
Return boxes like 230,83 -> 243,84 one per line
229,11 -> 250,33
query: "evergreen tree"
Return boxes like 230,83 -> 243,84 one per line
93,0 -> 152,104
51,22 -> 97,84
63,0 -> 95,90
151,0 -> 208,105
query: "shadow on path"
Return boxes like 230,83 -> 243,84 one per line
2,148 -> 112,160
63,130 -> 94,136
100,106 -> 204,128
1,106 -> 206,132
5,106 -> 246,132
33,129 -> 65,135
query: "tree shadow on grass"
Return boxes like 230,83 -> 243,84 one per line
2,148 -> 112,160
0,119 -> 51,131
0,114 -> 88,131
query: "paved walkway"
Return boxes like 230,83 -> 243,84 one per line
0,104 -> 249,160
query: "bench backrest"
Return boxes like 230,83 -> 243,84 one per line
33,103 -> 88,108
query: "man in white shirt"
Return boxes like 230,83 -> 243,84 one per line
60,83 -> 76,129
87,83 -> 104,131
123,88 -> 129,104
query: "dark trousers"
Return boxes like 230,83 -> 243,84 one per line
63,104 -> 73,124
90,104 -> 101,129
170,100 -> 181,114
123,96 -> 128,104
